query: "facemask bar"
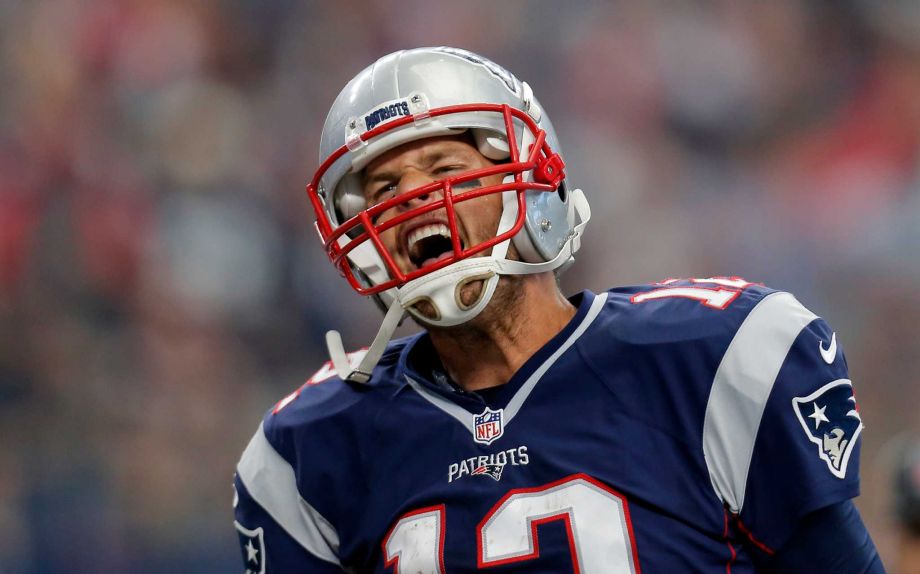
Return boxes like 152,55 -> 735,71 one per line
306,103 -> 565,297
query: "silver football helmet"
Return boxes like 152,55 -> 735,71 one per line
306,47 -> 590,381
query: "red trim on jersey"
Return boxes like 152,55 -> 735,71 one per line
733,515 -> 775,556
723,510 -> 738,574
272,385 -> 305,414
475,473 -> 642,572
477,509 -> 580,571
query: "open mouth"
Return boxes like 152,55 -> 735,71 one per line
406,223 -> 463,269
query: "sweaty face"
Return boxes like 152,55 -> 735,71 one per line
361,134 -> 506,278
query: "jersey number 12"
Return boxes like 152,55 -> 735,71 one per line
382,474 -> 641,573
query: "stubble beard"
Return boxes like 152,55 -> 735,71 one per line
408,203 -> 520,332
411,273 -> 526,337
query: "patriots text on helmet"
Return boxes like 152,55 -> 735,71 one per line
363,101 -> 411,131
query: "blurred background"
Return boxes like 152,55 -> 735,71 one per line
0,0 -> 918,571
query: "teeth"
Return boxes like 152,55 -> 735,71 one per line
407,223 -> 451,253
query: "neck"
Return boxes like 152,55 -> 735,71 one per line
426,273 -> 576,392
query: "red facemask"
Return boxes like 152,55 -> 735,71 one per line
306,103 -> 566,296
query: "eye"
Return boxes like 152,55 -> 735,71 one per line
372,183 -> 397,203
364,184 -> 394,225
433,164 -> 463,176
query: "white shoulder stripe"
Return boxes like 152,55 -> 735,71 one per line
702,292 -> 817,513
237,423 -> 342,566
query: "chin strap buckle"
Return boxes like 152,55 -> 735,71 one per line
345,370 -> 372,384
533,153 -> 566,188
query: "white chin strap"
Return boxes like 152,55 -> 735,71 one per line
325,188 -> 590,383
400,187 -> 517,328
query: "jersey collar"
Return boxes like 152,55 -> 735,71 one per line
394,290 -> 606,412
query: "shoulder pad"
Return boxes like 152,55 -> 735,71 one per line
604,277 -> 779,344
268,335 -> 416,425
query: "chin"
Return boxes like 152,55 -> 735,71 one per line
458,279 -> 486,308
410,300 -> 440,322
407,280 -> 486,326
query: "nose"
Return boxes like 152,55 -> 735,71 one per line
395,169 -> 443,211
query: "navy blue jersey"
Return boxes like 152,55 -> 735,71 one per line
234,278 -> 864,573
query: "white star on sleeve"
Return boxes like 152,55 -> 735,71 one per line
808,402 -> 830,429
245,539 -> 259,563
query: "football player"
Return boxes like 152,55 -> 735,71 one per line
234,47 -> 884,572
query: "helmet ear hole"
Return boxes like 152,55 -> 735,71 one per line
557,180 -> 568,202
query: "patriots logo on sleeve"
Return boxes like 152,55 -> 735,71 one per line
234,521 -> 265,574
792,379 -> 864,479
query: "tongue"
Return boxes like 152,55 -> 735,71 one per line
421,251 -> 453,268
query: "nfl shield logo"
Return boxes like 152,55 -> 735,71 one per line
473,407 -> 504,445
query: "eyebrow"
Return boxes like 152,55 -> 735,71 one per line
364,149 -> 457,185
363,148 -> 459,197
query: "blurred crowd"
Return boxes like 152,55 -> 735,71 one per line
0,0 -> 917,571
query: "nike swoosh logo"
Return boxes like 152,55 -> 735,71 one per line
819,332 -> 837,364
